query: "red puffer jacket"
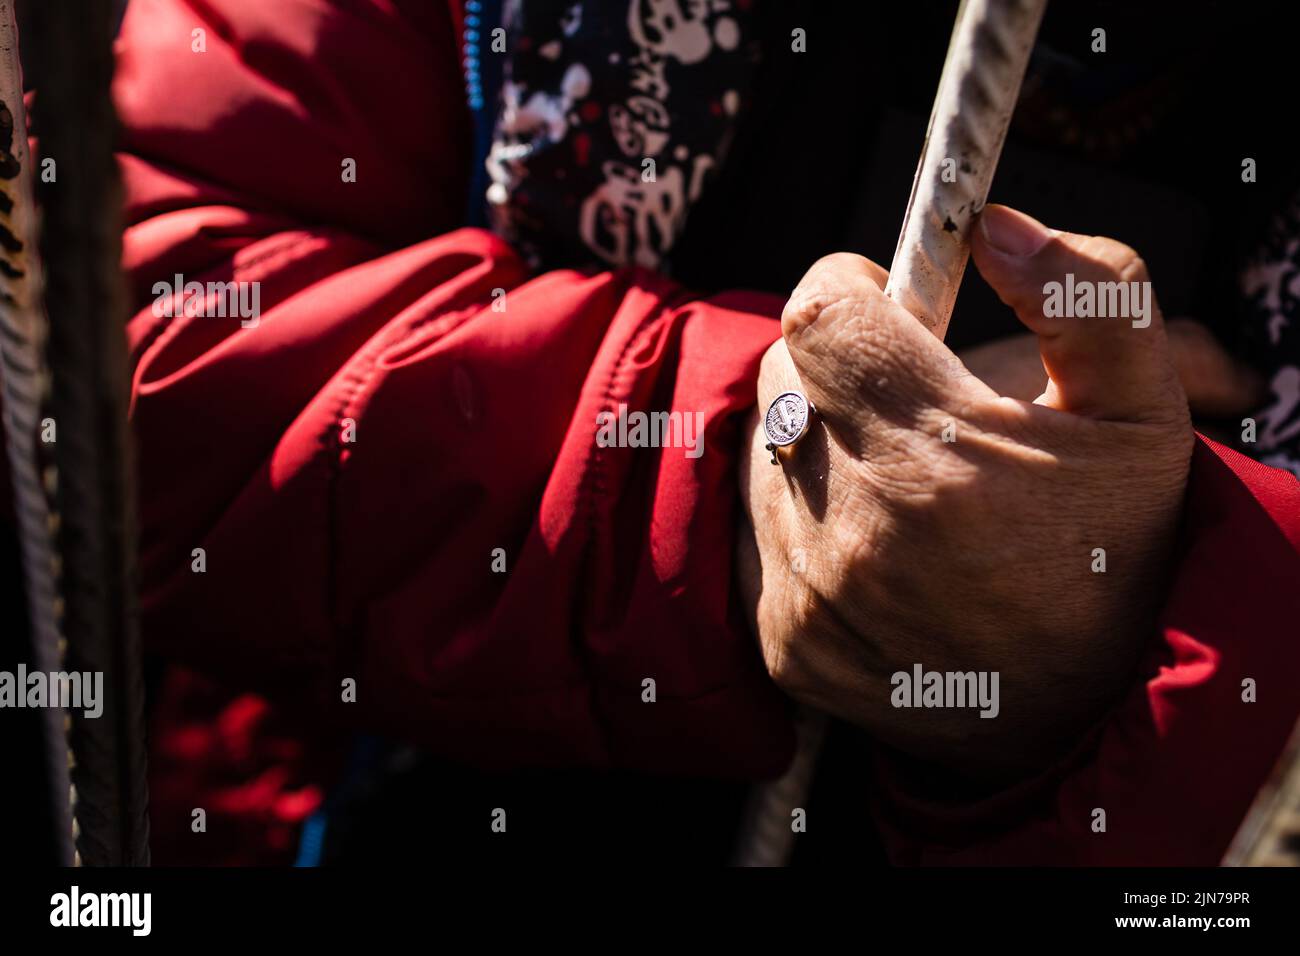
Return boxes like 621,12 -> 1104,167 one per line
103,0 -> 1299,864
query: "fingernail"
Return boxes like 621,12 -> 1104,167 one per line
979,205 -> 1056,257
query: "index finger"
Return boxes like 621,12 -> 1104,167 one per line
781,253 -> 994,457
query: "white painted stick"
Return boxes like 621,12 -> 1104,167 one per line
731,708 -> 826,867
734,0 -> 1046,868
885,0 -> 1047,340
1222,716 -> 1300,866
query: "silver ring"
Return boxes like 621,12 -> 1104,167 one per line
763,390 -> 815,464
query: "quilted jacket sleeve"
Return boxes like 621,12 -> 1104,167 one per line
111,0 -> 795,779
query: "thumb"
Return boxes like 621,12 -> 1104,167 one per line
970,204 -> 1185,425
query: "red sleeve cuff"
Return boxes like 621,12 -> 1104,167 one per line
870,437 -> 1300,865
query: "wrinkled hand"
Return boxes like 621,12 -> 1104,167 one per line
736,205 -> 1195,779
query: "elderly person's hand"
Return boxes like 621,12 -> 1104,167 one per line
736,205 -> 1195,781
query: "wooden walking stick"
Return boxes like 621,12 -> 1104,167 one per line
1223,717 -> 1300,866
885,0 -> 1048,338
733,0 -> 1047,867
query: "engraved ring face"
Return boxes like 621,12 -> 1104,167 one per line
764,390 -> 813,449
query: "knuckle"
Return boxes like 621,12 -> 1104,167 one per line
780,287 -> 837,340
1118,250 -> 1151,285
1084,235 -> 1150,284
814,251 -> 874,276
781,253 -> 875,340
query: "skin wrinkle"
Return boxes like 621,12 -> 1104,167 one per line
736,216 -> 1207,781
783,261 -> 953,424
823,313 -> 941,416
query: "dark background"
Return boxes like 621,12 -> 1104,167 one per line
673,0 -> 1299,361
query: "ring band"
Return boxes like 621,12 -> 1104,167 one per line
763,390 -> 815,464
